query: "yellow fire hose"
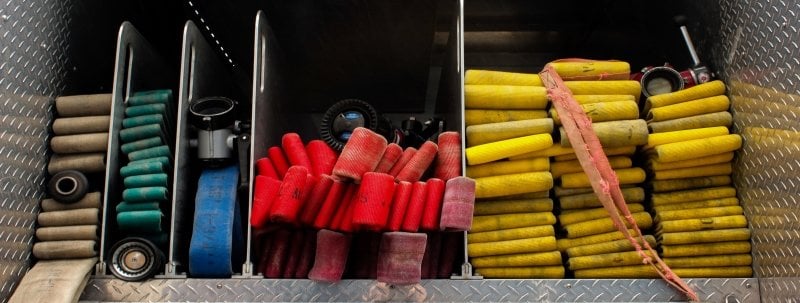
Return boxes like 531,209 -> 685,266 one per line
560,167 -> 646,188
568,250 -> 655,270
573,265 -> 660,278
471,212 -> 557,233
649,176 -> 732,193
466,85 -> 548,109
551,101 -> 639,125
466,157 -> 550,178
663,254 -> 752,268
558,204 -> 645,226
554,186 -> 594,197
645,80 -> 726,110
563,212 -> 652,239
659,228 -> 751,245
553,146 -> 636,161
566,235 -> 656,258
563,80 -> 641,101
509,144 -> 575,160
661,241 -> 751,257
474,172 -> 553,198
559,187 -> 644,209
490,190 -> 551,200
647,111 -> 733,133
471,251 -> 562,267
672,267 -> 753,278
651,186 -> 737,205
655,215 -> 748,234
467,119 -> 554,147
552,156 -> 631,178
647,95 -> 730,122
573,94 -> 636,104
468,236 -> 557,257
550,60 -> 630,80
477,266 -> 565,278
466,133 -> 553,165
652,197 -> 740,212
559,120 -> 649,148
645,126 -> 730,149
648,152 -> 733,171
468,225 -> 555,243
557,229 -> 636,251
474,198 -> 553,215
652,134 -> 742,163
652,163 -> 733,180
465,70 -> 543,86
465,109 -> 548,125
655,206 -> 743,222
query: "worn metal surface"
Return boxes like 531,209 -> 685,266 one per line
0,0 -> 71,301
683,0 -> 800,300
80,278 -> 759,302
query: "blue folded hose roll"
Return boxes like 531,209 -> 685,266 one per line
189,164 -> 243,278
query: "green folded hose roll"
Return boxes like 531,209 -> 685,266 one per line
128,145 -> 170,161
123,173 -> 169,188
122,114 -> 165,129
119,124 -> 165,143
125,103 -> 167,117
121,136 -> 165,154
117,210 -> 163,233
129,89 -> 172,105
127,156 -> 171,168
122,186 -> 168,202
116,201 -> 161,213
120,161 -> 167,178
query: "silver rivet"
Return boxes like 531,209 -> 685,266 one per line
1,15 -> 9,21
746,283 -> 752,288
565,283 -> 572,289
216,284 -> 223,289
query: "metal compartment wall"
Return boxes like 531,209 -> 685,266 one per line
0,0 -> 798,302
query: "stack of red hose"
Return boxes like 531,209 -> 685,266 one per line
249,128 -> 476,283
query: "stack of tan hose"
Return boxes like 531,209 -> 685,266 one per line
464,70 -> 562,278
536,62 -> 654,278
48,94 -> 111,175
643,81 -> 752,278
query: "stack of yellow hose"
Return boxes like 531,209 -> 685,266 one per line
545,61 -> 662,278
464,70 -> 562,278
644,81 -> 752,278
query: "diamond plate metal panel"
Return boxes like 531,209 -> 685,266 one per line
80,278 -> 759,302
683,0 -> 800,300
0,0 -> 71,301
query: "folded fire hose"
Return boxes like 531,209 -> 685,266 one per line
188,164 -> 244,277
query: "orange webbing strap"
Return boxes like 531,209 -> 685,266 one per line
540,62 -> 699,302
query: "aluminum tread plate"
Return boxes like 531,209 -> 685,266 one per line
0,0 -> 70,301
80,278 -> 759,302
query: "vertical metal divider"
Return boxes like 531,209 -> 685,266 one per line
99,21 -> 173,276
166,20 -> 237,277
248,10 -> 290,278
451,0 -> 479,280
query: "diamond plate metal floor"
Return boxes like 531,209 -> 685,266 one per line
79,278 -> 759,302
